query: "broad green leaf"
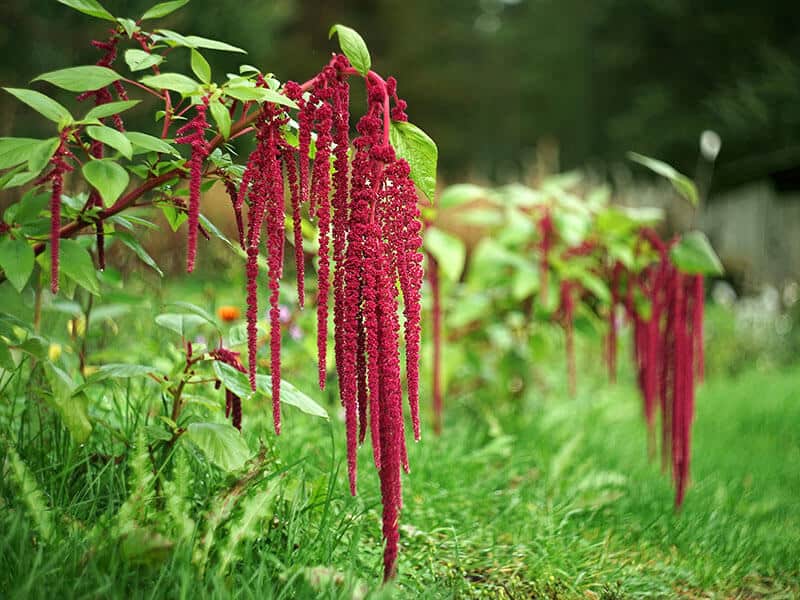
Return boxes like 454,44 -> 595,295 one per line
26,138 -> 60,175
140,73 -> 199,95
0,238 -> 35,292
84,99 -> 141,120
0,137 -> 52,170
86,125 -> 133,159
224,85 -> 298,109
3,88 -> 72,124
114,231 -> 163,276
272,378 -> 328,419
628,152 -> 699,206
439,184 -> 487,209
212,361 -> 252,400
328,24 -> 371,76
670,231 -> 724,276
424,227 -> 466,283
116,17 -> 139,38
33,66 -> 120,93
161,203 -> 188,231
125,131 -> 180,156
185,422 -> 251,472
198,213 -> 232,246
44,363 -> 92,443
141,0 -> 189,20
155,30 -> 246,53
57,0 -> 115,21
155,312 -> 206,337
213,361 -> 328,419
389,120 -> 438,202
190,49 -> 211,84
124,49 -> 164,72
82,159 -> 129,207
2,170 -> 40,190
59,239 -> 100,295
209,98 -> 230,139
165,301 -> 216,325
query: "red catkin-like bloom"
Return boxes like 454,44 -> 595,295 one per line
538,210 -> 554,296
283,147 -> 305,308
211,346 -> 246,430
233,57 -> 423,578
626,228 -> 705,508
312,102 -> 334,390
39,131 -> 73,294
175,98 -> 210,273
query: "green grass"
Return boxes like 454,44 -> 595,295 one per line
1,283 -> 799,599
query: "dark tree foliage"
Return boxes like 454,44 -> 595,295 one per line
2,0 -> 799,188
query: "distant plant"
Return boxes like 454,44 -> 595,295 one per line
0,0 -> 436,581
425,157 -> 722,507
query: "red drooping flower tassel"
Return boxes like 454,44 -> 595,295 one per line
175,97 -> 210,273
538,210 -> 554,297
283,146 -> 305,307
211,346 -> 246,430
39,131 -> 74,294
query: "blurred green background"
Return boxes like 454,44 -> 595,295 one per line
3,0 -> 800,187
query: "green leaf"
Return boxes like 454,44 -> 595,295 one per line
190,49 -> 211,84
161,203 -> 188,231
184,422 -> 251,472
140,73 -> 200,95
3,88 -> 72,124
670,231 -> 724,276
424,227 -> 466,283
438,184 -> 487,210
0,138 -> 51,170
208,98 -> 230,139
86,125 -> 133,159
57,0 -> 115,21
328,24 -> 371,76
26,138 -> 60,175
44,363 -> 92,443
257,374 -> 328,420
82,159 -> 129,207
0,238 -> 35,292
59,239 -> 100,295
125,131 -> 180,156
628,152 -> 699,206
155,30 -> 246,53
32,66 -> 120,93
114,231 -> 163,276
84,100 -> 141,121
141,0 -> 189,20
116,17 -> 139,38
389,120 -> 438,202
155,312 -> 206,337
212,361 -> 328,420
224,85 -> 298,109
124,49 -> 164,72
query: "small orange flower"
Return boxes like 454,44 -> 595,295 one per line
217,305 -> 241,322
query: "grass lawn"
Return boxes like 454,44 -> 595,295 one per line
1,279 -> 798,599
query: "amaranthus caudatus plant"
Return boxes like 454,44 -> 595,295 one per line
0,0 -> 437,581
424,161 -> 722,508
